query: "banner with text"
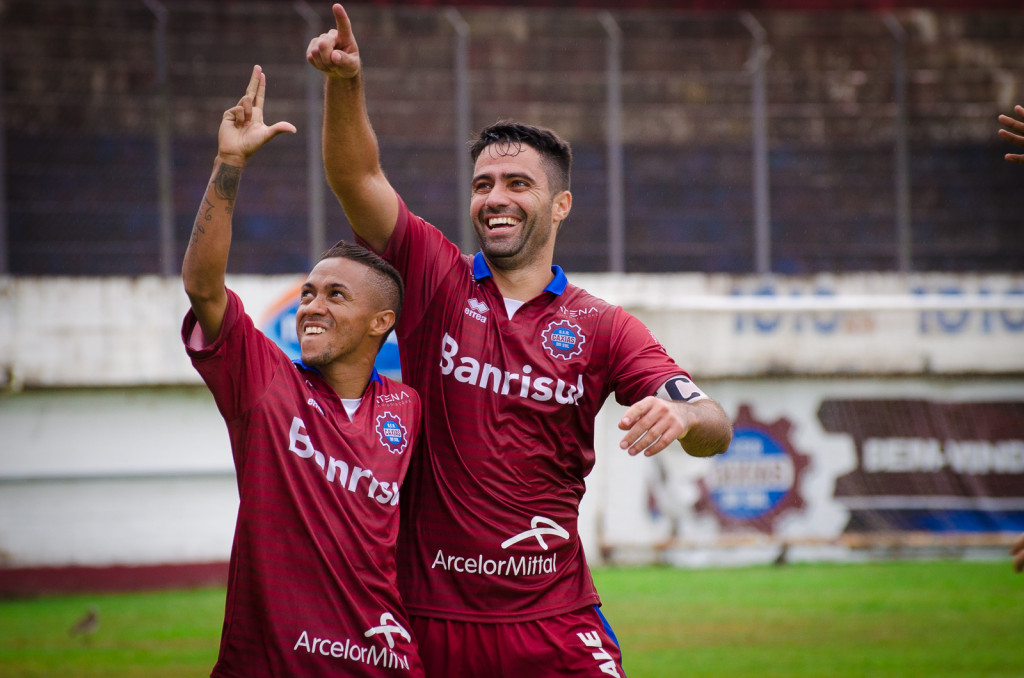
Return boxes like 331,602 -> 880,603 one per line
592,379 -> 1024,564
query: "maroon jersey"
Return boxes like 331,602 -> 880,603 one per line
183,289 -> 424,677
367,197 -> 687,622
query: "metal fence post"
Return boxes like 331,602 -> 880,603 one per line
445,8 -> 472,254
143,0 -> 175,276
885,13 -> 912,273
599,12 -> 625,274
297,1 -> 326,266
0,36 -> 8,276
741,12 -> 771,275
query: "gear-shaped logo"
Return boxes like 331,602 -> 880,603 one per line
541,320 -> 585,360
695,404 -> 811,534
375,411 -> 408,455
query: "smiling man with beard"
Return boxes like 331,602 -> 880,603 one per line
308,5 -> 733,676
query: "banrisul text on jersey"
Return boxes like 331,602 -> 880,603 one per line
439,332 -> 584,405
288,417 -> 402,506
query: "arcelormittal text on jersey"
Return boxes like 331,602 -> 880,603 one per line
364,197 -> 688,623
184,289 -> 424,676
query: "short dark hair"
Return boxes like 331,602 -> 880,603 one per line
470,121 -> 573,193
317,240 -> 404,346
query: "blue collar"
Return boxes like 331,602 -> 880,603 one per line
294,360 -> 383,385
472,251 -> 568,296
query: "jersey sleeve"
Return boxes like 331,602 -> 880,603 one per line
182,288 -> 283,422
356,193 -> 468,336
607,306 -> 691,407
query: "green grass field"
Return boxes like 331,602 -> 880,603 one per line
0,560 -> 1019,677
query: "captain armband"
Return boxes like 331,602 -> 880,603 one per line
655,375 -> 708,403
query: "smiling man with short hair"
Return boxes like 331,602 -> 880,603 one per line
308,6 -> 734,675
181,65 -> 424,678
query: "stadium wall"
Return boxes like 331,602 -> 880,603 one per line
5,3 -> 1024,276
1,273 -> 1022,595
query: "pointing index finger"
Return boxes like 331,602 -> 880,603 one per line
334,3 -> 353,41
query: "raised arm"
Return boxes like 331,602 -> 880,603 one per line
306,3 -> 398,254
182,66 -> 296,342
1000,109 -> 1024,574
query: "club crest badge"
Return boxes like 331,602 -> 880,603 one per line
375,412 -> 408,455
541,320 -> 585,360
694,405 -> 810,534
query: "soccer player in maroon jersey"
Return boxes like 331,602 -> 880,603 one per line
998,105 -> 1024,574
182,65 -> 425,677
308,6 -> 733,675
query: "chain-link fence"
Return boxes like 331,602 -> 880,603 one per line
3,0 -> 1023,275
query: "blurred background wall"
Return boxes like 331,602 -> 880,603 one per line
3,0 -> 1023,275
1,0 -> 1022,594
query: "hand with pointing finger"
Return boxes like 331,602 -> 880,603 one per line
306,4 -> 361,80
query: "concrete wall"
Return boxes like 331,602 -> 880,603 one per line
0,387 -> 235,568
1,273 -> 1022,586
3,272 -> 1022,389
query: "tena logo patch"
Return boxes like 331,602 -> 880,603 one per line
375,412 -> 408,455
694,405 -> 810,534
541,320 -> 585,360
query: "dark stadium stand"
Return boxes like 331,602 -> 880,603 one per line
2,0 -> 1023,274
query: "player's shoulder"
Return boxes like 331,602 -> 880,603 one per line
399,194 -> 462,253
556,283 -> 622,321
557,282 -> 660,348
561,282 -> 616,309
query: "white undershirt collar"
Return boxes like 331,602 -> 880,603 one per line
504,298 -> 526,318
340,398 -> 362,420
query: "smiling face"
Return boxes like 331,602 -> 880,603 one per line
295,257 -> 394,368
470,144 -> 572,272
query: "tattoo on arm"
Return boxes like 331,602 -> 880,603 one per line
189,196 -> 215,246
189,163 -> 241,246
213,164 -> 242,203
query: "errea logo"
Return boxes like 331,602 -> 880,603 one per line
307,398 -> 325,416
464,297 -> 489,324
